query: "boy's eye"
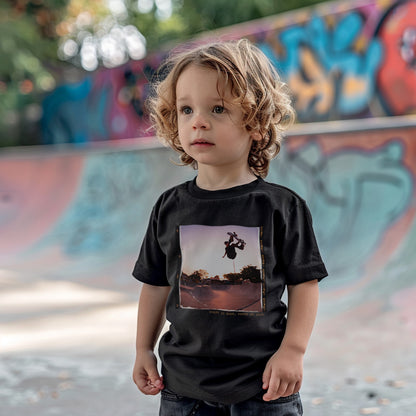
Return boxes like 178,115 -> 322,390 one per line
213,105 -> 225,114
181,106 -> 192,115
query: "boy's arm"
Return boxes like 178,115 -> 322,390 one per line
133,283 -> 170,395
262,279 -> 319,401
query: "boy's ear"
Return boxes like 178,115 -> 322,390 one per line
251,131 -> 263,141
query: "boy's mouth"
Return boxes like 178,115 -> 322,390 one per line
191,139 -> 214,146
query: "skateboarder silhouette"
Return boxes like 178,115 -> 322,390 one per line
223,232 -> 246,273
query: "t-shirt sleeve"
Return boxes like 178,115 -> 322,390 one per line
132,201 -> 169,286
280,198 -> 328,285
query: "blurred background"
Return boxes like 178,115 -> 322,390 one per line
1,0 -> 415,415
1,0 -> 330,147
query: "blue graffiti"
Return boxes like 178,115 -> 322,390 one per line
258,12 -> 383,120
44,148 -> 193,256
41,77 -> 111,145
269,140 -> 413,287
44,152 -> 152,255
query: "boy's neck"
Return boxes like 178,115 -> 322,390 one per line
195,165 -> 258,191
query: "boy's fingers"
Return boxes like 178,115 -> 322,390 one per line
142,382 -> 162,395
276,381 -> 289,398
263,379 -> 280,401
263,380 -> 301,402
144,365 -> 161,383
135,377 -> 153,393
262,367 -> 271,389
283,382 -> 295,397
149,376 -> 164,390
136,377 -> 164,395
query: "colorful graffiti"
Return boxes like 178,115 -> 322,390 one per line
2,123 -> 415,292
39,0 -> 416,145
271,129 -> 415,290
257,12 -> 383,121
41,59 -> 159,144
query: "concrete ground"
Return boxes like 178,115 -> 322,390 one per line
1,246 -> 415,416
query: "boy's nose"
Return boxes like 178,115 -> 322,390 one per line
192,113 -> 210,130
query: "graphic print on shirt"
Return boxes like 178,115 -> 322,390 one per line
179,225 -> 264,312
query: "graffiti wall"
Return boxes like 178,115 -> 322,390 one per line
277,127 -> 416,292
254,1 -> 416,121
40,0 -> 416,145
2,123 -> 415,296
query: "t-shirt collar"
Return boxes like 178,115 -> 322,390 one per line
188,176 -> 263,199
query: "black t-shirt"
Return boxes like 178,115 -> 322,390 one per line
133,177 -> 328,404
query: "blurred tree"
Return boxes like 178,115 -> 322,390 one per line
174,0 -> 328,39
0,0 -> 330,147
55,0 -> 187,71
0,0 -> 69,146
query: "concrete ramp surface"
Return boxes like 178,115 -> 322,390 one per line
0,118 -> 415,415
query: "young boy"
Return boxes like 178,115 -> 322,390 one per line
132,39 -> 328,415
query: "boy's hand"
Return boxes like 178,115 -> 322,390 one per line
262,346 -> 303,401
133,349 -> 164,395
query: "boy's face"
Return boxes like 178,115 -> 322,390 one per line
176,64 -> 256,173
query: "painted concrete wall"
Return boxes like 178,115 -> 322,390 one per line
2,123 -> 415,306
41,0 -> 416,145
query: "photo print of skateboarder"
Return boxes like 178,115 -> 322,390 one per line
223,231 -> 246,273
179,225 -> 264,312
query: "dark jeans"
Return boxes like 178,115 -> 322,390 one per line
159,389 -> 303,416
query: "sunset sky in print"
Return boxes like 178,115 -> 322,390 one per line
179,225 -> 262,277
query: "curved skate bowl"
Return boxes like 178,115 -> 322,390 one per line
1,117 -> 415,332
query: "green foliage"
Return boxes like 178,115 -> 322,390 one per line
0,1 -> 69,147
168,0 -> 328,42
130,12 -> 187,51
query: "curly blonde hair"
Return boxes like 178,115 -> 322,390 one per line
147,38 -> 295,178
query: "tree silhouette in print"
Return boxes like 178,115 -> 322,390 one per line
224,265 -> 262,284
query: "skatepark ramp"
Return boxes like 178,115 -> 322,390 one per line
1,116 -> 416,415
